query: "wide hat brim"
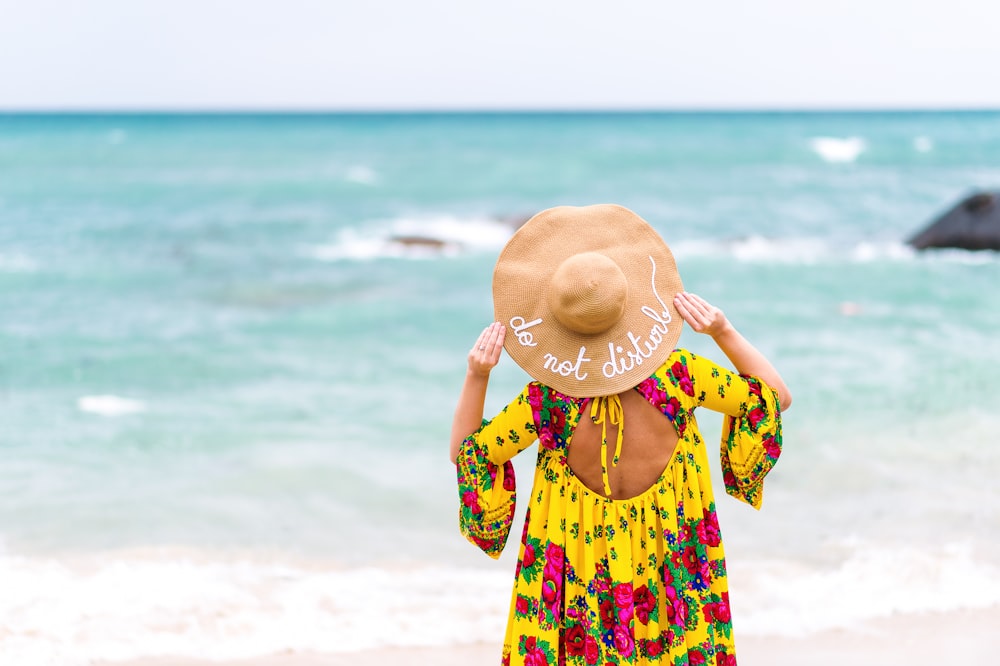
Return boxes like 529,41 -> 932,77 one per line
493,204 -> 684,397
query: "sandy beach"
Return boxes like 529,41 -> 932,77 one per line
99,605 -> 998,666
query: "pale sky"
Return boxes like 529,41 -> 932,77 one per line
1,0 -> 998,110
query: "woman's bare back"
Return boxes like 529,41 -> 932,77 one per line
566,389 -> 680,500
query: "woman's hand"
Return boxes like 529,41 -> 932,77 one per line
673,291 -> 792,410
673,292 -> 733,339
467,322 -> 505,377
451,322 -> 506,463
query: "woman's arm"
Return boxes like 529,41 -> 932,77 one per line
673,292 -> 792,411
449,322 -> 506,464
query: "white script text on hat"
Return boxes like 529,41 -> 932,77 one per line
511,256 -> 675,386
601,306 -> 672,379
510,317 -> 542,347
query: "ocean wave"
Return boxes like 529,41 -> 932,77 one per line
913,135 -> 934,153
0,252 -> 38,273
673,237 -> 918,264
345,165 -> 378,185
0,550 -> 511,665
810,136 -> 867,163
308,215 -> 516,261
732,541 -> 1000,637
77,395 -> 147,417
0,542 -> 995,663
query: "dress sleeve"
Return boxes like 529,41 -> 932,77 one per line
455,385 -> 538,558
661,350 -> 783,509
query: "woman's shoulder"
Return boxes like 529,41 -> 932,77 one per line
653,348 -> 702,374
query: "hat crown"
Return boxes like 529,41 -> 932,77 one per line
548,252 -> 627,335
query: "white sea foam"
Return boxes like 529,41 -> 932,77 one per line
0,551 -> 511,665
345,165 -> 378,185
810,136 -> 867,163
77,395 -> 147,416
732,541 -> 1000,637
913,135 -> 934,153
0,252 -> 38,273
0,543 -> 996,663
673,237 -> 917,264
309,215 -> 514,261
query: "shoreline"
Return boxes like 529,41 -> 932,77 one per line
98,605 -> 998,666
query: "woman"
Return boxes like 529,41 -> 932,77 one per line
451,205 -> 791,666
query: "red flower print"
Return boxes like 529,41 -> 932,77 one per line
747,379 -> 762,397
716,651 -> 736,666
688,648 -> 707,665
539,430 -> 556,450
664,586 -> 687,627
612,582 -> 633,608
723,469 -> 737,489
565,623 -> 587,657
696,509 -> 721,547
502,465 -> 516,491
763,434 -> 781,459
613,625 -> 634,658
634,585 -> 656,624
522,544 -> 536,569
599,598 -> 616,630
747,406 -> 766,430
524,648 -> 549,666
713,598 -> 731,623
516,596 -> 530,616
682,546 -> 700,574
671,361 -> 695,396
462,490 -> 481,514
542,579 -> 558,604
663,396 -> 681,419
548,406 -> 566,433
543,542 -> 565,584
669,550 -> 682,571
618,604 -> 633,624
584,636 -> 600,665
702,603 -> 716,623
645,637 -> 663,657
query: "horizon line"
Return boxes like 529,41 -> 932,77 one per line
1,105 -> 1000,115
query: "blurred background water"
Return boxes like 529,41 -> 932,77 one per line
1,111 -> 998,661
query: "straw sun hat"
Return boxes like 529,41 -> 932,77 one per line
493,204 -> 684,397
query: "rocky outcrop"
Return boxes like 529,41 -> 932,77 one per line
909,191 -> 1000,251
389,235 -> 449,249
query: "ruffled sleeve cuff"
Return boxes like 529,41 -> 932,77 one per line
720,376 -> 783,510
456,420 -> 516,559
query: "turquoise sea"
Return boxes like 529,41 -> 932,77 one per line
1,112 -> 999,662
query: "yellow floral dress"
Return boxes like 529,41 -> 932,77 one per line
457,349 -> 782,666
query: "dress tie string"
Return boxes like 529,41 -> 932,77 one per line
590,394 -> 624,497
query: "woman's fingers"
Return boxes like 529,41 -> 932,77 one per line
470,322 -> 505,370
487,323 -> 505,362
472,326 -> 490,352
674,293 -> 704,329
674,292 -> 721,333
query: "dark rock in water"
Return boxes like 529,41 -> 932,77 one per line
908,191 -> 1000,251
389,235 -> 449,249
